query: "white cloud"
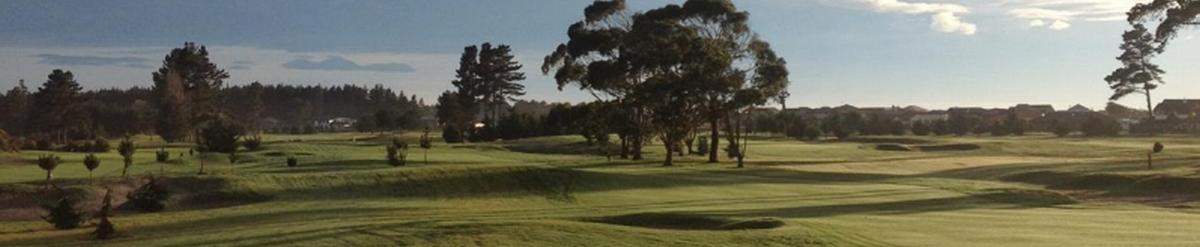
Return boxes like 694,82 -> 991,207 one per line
1048,20 -> 1072,30
1003,0 -> 1146,30
820,0 -> 978,35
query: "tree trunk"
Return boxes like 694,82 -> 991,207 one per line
1145,89 -> 1155,124
45,170 -> 52,187
708,117 -> 719,163
1147,152 -> 1153,170
631,133 -> 643,160
122,158 -> 131,178
198,155 -> 206,175
662,139 -> 674,167
620,137 -> 629,159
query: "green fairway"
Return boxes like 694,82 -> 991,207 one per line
4,133 -> 1200,246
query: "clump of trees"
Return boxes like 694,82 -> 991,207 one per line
542,0 -> 789,166
1082,115 -> 1121,137
436,42 -> 527,143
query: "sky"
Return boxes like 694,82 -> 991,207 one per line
0,0 -> 1196,111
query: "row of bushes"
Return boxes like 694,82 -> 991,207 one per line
13,138 -> 112,153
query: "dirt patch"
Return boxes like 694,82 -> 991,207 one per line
0,177 -> 268,221
586,212 -> 784,231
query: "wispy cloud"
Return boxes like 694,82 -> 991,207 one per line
818,0 -> 977,35
1004,0 -> 1140,30
283,56 -> 415,72
34,54 -> 151,68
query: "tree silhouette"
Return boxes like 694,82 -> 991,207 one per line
152,42 -> 230,142
31,70 -> 82,144
118,137 -> 135,177
1105,24 -> 1165,122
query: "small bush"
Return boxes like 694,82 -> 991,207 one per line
37,154 -> 61,184
93,189 -> 116,240
804,125 -> 823,140
41,197 -> 86,230
155,148 -> 170,162
287,157 -> 298,167
84,154 -> 101,180
442,125 -> 464,143
387,139 -> 408,167
242,135 -> 263,150
127,177 -> 170,212
696,136 -> 709,155
93,138 -> 111,152
198,118 -> 245,153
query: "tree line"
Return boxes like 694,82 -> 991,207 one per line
0,42 -> 429,152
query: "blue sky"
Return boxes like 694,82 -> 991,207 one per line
0,0 -> 1196,110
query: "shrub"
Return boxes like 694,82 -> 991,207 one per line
36,139 -> 52,151
1082,116 -> 1120,137
118,138 -> 135,177
442,125 -> 464,143
0,130 -> 18,152
127,177 -> 170,212
242,135 -> 263,150
37,154 -> 61,184
832,127 -> 852,140
804,125 -> 823,140
93,138 -> 111,152
287,157 -> 298,167
197,118 -> 245,153
155,148 -> 170,162
911,122 -> 931,136
696,136 -> 709,155
41,197 -> 85,230
84,154 -> 101,181
387,139 -> 408,167
93,189 -> 116,240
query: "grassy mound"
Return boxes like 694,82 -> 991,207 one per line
973,188 -> 1075,206
587,212 -> 785,231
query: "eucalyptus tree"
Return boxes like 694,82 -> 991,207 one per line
544,0 -> 652,160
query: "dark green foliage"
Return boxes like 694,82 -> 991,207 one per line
420,128 -> 433,165
155,148 -> 170,162
1082,115 -> 1121,137
287,157 -> 298,167
118,137 -> 135,177
84,153 -> 100,181
804,125 -> 823,140
387,139 -> 408,166
153,42 -> 230,142
228,151 -> 239,164
242,135 -> 262,150
948,113 -> 980,136
127,177 -> 170,212
93,189 -> 116,240
197,118 -> 245,153
1106,24 -> 1165,124
31,69 -> 83,143
0,129 -> 17,152
441,125 -> 464,143
696,136 -> 709,155
911,122 -> 931,136
41,196 -> 85,230
37,154 -> 61,185
1154,142 -> 1165,153
990,122 -> 1010,136
1056,121 -> 1075,137
930,119 -> 949,136
93,138 -> 111,152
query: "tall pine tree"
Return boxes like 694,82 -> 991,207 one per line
152,42 -> 230,142
31,70 -> 82,143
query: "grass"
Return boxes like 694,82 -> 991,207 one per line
5,132 -> 1200,246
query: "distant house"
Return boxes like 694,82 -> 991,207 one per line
317,117 -> 357,132
908,111 -> 949,125
1009,104 -> 1055,121
1067,104 -> 1093,113
1153,99 -> 1200,120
